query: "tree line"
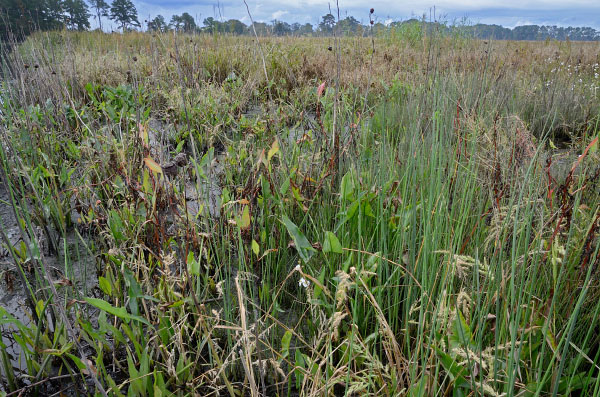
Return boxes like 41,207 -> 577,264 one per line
0,0 -> 140,39
396,19 -> 600,42
2,1 -> 599,42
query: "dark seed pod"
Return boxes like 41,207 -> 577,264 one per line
133,56 -> 137,62
24,64 -> 30,69
370,20 -> 374,25
370,8 -> 374,14
328,46 -> 332,51
34,64 -> 39,69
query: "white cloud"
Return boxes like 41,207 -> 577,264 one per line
107,0 -> 600,30
271,10 -> 289,20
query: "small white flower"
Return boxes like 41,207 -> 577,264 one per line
299,277 -> 310,288
294,264 -> 302,272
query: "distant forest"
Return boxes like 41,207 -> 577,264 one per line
1,0 -> 600,41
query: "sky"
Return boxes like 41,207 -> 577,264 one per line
97,0 -> 600,30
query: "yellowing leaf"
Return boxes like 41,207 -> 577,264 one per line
251,239 -> 260,256
144,157 -> 162,174
237,205 -> 251,229
268,139 -> 279,161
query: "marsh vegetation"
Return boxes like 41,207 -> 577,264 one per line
0,29 -> 600,396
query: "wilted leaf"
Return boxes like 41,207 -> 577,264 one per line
144,157 -> 162,174
317,81 -> 326,97
138,123 -> 149,146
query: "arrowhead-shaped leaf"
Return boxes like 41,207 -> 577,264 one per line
281,215 -> 315,263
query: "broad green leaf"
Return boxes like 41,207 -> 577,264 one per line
84,297 -> 149,325
281,215 -> 315,263
450,311 -> 473,351
323,231 -> 342,254
280,176 -> 290,196
154,370 -> 167,397
99,276 -> 112,296
108,210 -> 125,244
436,349 -> 470,389
281,330 -> 292,358
187,251 -> 200,276
340,171 -> 355,201
295,349 -> 305,390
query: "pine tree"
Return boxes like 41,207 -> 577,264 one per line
42,0 -> 66,30
318,13 -> 335,34
109,0 -> 140,31
63,0 -> 90,31
148,15 -> 167,32
89,0 -> 109,31
0,0 -> 63,39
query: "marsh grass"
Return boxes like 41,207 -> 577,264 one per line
0,29 -> 599,396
